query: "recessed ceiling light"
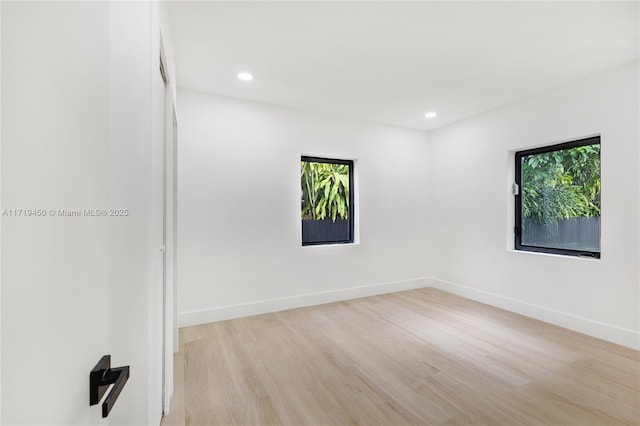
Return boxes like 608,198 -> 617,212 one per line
238,72 -> 253,81
424,112 -> 437,119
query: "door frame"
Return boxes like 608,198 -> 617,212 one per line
159,39 -> 177,416
0,2 -> 4,420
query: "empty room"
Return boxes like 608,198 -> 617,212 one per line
1,1 -> 639,425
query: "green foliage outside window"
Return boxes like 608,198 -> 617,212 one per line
301,161 -> 350,221
521,144 -> 600,224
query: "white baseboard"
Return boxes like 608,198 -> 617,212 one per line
178,277 -> 432,328
178,276 -> 639,350
427,278 -> 640,350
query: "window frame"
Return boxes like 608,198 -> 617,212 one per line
514,136 -> 601,259
301,156 -> 354,246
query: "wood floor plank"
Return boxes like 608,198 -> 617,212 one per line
160,353 -> 185,426
176,288 -> 640,425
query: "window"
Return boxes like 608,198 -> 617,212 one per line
515,136 -> 601,258
301,156 -> 354,246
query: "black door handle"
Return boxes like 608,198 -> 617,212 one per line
90,355 -> 130,418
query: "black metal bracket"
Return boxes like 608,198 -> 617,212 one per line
90,355 -> 130,418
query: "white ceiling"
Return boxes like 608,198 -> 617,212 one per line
166,1 -> 639,131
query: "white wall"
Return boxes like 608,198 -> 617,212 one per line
2,2 -> 166,424
107,2 -> 164,425
427,61 -> 639,349
177,90 -> 431,325
2,3 -> 110,423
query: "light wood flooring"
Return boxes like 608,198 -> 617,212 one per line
162,288 -> 640,425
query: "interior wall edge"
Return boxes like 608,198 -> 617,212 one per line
428,278 -> 639,350
178,277 -> 432,328
0,1 -> 3,421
